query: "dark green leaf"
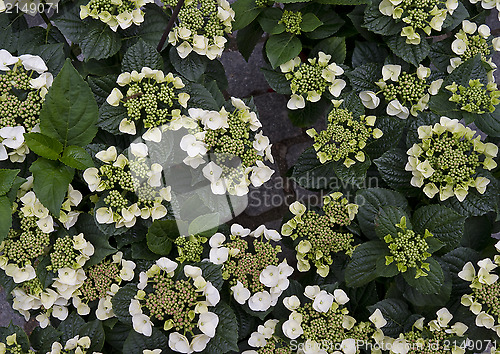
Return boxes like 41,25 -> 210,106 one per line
237,20 -> 264,61
402,257 -> 444,295
97,102 -> 128,135
356,188 -> 409,238
352,41 -> 388,67
399,264 -> 452,307
146,219 -> 179,255
232,0 -> 263,30
52,0 -> 86,43
301,13 -> 323,32
442,181 -> 499,217
0,323 -> 30,351
80,320 -> 105,352
386,35 -> 431,67
0,196 -> 12,243
88,75 -> 118,106
123,327 -> 169,353
170,47 -> 208,82
122,39 -> 163,72
204,301 -> 239,353
203,60 -> 228,91
60,145 -> 94,170
0,169 -> 19,195
112,283 -> 137,324
265,32 -> 302,69
6,176 -> 25,203
30,43 -> 66,75
311,37 -> 346,64
345,240 -> 387,287
80,21 -> 121,61
30,326 -> 62,353
0,13 -> 27,52
291,147 -> 337,190
29,158 -> 74,217
196,261 -> 224,290
406,111 -> 440,148
412,205 -> 465,252
363,4 -> 403,36
332,157 -> 371,188
132,241 -> 159,260
461,215 -> 495,251
441,247 -> 480,294
375,206 -> 409,240
24,132 -> 63,161
75,213 -> 117,267
365,116 -> 405,158
367,298 -> 411,337
474,109 -> 500,137
306,9 -> 344,40
185,82 -> 220,110
257,8 -> 284,35
346,63 -> 381,92
442,2 -> 469,31
135,5 -> 170,49
261,67 -> 291,95
374,148 -> 416,195
288,97 -> 330,127
40,59 -> 99,148
58,312 -> 86,343
445,55 -> 488,87
234,304 -> 257,341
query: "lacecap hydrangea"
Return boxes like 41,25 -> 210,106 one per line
405,116 -> 498,201
80,0 -> 154,31
167,0 -> 234,60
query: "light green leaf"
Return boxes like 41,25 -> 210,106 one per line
40,59 -> 98,148
188,213 -> 220,238
24,132 -> 63,160
29,158 -> 74,217
265,32 -> 302,69
59,145 -> 94,170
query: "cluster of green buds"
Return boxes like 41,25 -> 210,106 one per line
360,64 -> 443,119
19,177 -> 83,233
167,0 -> 234,59
131,258 -> 220,353
106,67 -> 190,142
280,52 -> 346,110
383,216 -> 433,277
446,79 -> 500,114
48,335 -> 92,354
74,251 -> 135,319
47,233 -> 94,273
209,224 -> 293,312
176,97 -> 274,196
449,20 -> 500,73
281,193 -> 358,277
175,234 -> 207,263
83,144 -> 172,228
80,0 -> 153,31
279,10 -> 302,35
0,333 -> 34,354
244,319 -> 292,353
306,100 -> 383,167
0,50 -> 52,163
459,241 -> 500,337
281,286 -> 386,353
382,308 -> 467,354
406,116 -> 498,201
378,0 -> 458,45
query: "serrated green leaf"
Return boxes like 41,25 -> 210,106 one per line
30,43 -> 66,75
58,312 -> 86,343
196,261 -> 224,290
29,326 -> 62,353
0,169 -> 19,195
170,47 -> 208,82
0,323 -> 30,351
412,205 -> 465,252
306,8 -> 344,40
112,283 -> 137,324
363,4 -> 403,36
29,158 -> 74,217
204,301 -> 239,353
88,74 -> 118,106
146,219 -> 178,255
374,148 -> 416,195
40,59 -> 99,148
311,37 -> 346,64
352,41 -> 389,67
132,241 -> 159,260
122,39 -> 163,72
0,196 -> 12,243
442,179 -> 499,217
135,4 -> 170,49
185,82 -> 220,111
406,111 -> 440,148
291,147 -> 337,190
365,116 -> 405,158
288,97 -> 330,127
402,257 -> 444,295
0,13 -> 27,52
345,240 -> 387,287
265,32 -> 302,69
232,0 -> 263,30
356,188 -> 409,238
60,145 -> 94,170
442,2 -> 469,31
386,35 -> 431,67
441,247 -> 480,294
97,102 -> 128,135
80,21 -> 121,61
474,109 -> 500,137
367,298 -> 411,337
375,206 -> 410,240
346,63 -> 381,92
80,320 -> 105,352
332,157 -> 371,188
52,0 -> 86,43
445,55 -> 489,87
260,67 -> 291,94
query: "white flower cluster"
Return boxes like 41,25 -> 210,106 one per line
360,64 -> 443,119
84,144 -> 172,228
106,67 -> 190,143
130,259 -> 220,353
80,0 -> 154,31
167,0 -> 234,59
242,319 -> 280,353
280,53 -> 346,110
48,335 -> 92,354
406,117 -> 498,201
379,0 -> 458,45
459,240 -> 500,336
19,177 -> 83,233
175,97 -> 274,196
383,308 -> 467,354
0,50 -> 52,163
209,224 -> 294,312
